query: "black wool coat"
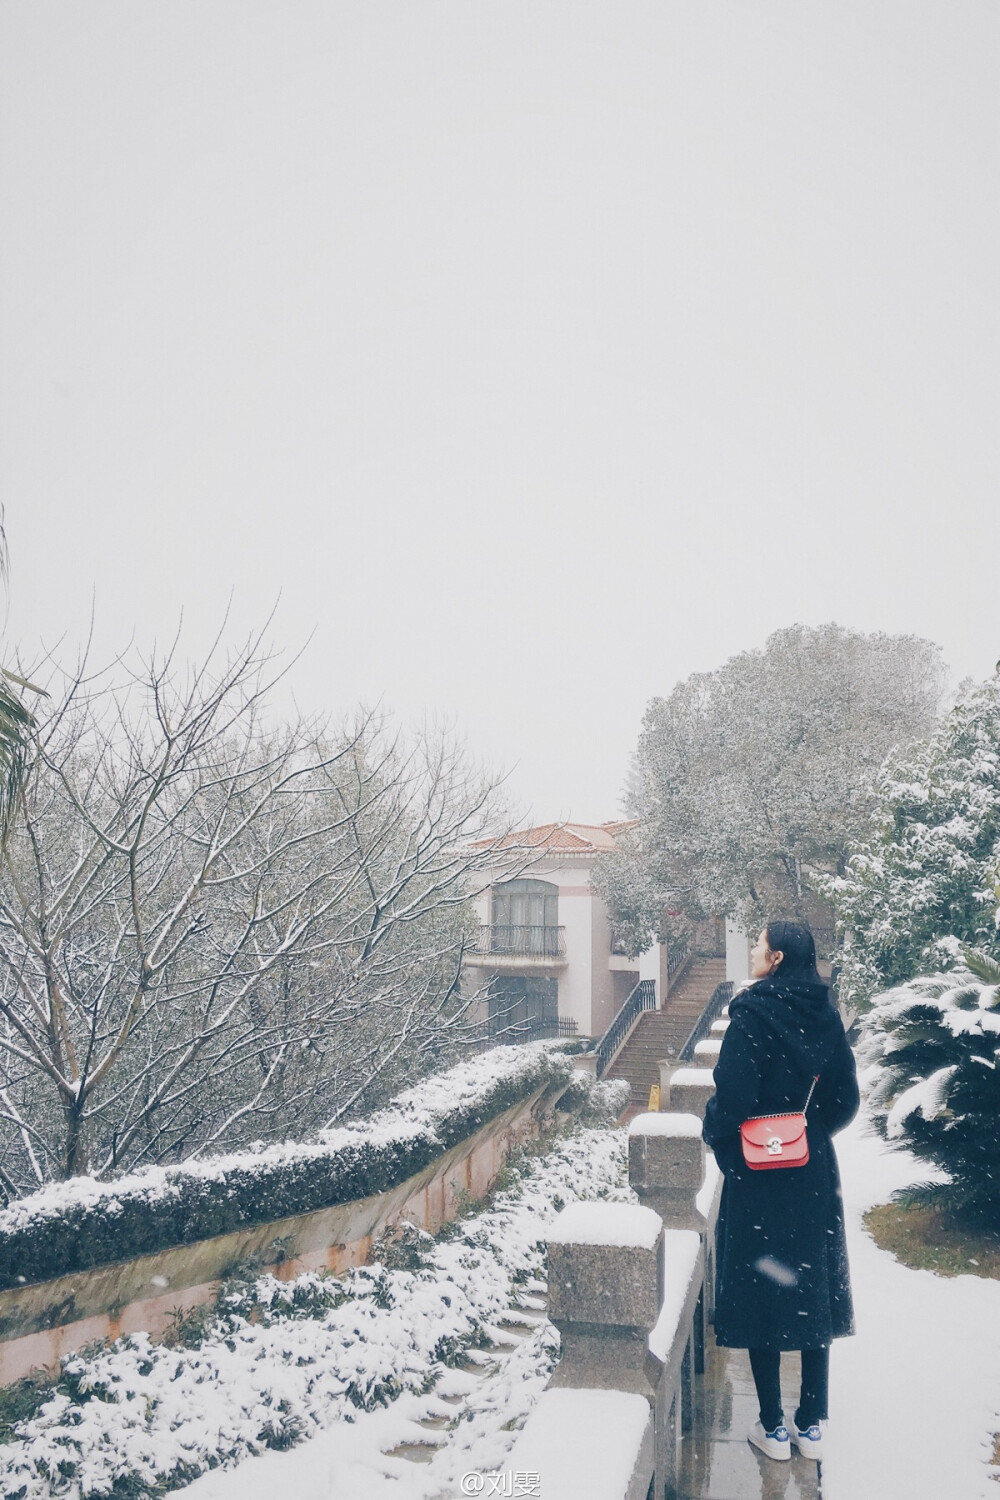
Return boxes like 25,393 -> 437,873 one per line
702,974 -> 860,1351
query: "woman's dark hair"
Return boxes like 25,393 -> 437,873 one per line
765,919 -> 823,984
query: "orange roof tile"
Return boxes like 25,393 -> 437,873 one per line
468,819 -> 638,855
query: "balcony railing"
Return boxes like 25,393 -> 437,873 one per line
487,1015 -> 578,1045
469,924 -> 567,960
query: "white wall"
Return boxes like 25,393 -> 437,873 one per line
588,891 -> 617,1038
725,919 -> 751,985
549,860 -> 595,1037
638,942 -> 668,1003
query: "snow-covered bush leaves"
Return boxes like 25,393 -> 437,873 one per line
858,972 -> 1000,1226
0,1121 -> 631,1500
0,1043 -> 575,1292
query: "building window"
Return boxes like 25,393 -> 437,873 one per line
491,878 -> 558,930
488,976 -> 559,1043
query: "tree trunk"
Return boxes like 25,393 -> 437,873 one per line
63,1098 -> 90,1177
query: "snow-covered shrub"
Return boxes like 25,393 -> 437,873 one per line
858,972 -> 1000,1227
553,1072 -> 630,1127
826,675 -> 1000,1011
0,1122 -> 630,1500
0,1043 -> 575,1292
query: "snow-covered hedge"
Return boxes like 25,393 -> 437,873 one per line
0,1117 -> 632,1500
0,1043 -> 576,1294
858,972 -> 1000,1226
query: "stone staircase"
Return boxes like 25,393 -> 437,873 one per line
604,957 -> 727,1107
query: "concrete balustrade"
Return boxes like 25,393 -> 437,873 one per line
501,1387 -> 654,1500
521,1100 -> 728,1500
648,1229 -> 704,1500
627,1112 -> 711,1496
628,1108 -> 723,1329
571,1050 -> 600,1078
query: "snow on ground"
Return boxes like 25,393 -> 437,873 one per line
628,1111 -> 703,1138
546,1200 -> 661,1248
823,1110 -> 1000,1500
0,1122 -> 632,1500
8,1092 -> 1000,1500
500,1388 -> 651,1500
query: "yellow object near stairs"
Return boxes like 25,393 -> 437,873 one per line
647,1083 -> 661,1112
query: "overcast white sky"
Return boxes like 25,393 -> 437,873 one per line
1,2 -> 998,822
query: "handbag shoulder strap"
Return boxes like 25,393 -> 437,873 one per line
803,1026 -> 848,1112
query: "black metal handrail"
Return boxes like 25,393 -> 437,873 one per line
666,934 -> 691,985
678,979 -> 734,1062
470,924 -> 567,959
595,978 -> 657,1078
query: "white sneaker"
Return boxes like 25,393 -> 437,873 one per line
748,1420 -> 791,1461
791,1420 -> 824,1460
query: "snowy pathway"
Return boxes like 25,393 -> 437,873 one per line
177,1286 -> 553,1500
822,1113 -> 1000,1500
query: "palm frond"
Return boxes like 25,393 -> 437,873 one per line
0,508 -> 44,846
961,945 -> 1000,987
0,672 -> 36,847
0,506 -> 9,594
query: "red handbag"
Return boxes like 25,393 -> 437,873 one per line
740,1076 -> 819,1170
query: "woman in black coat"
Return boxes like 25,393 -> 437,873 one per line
702,919 -> 860,1463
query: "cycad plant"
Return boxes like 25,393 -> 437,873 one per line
0,666 -> 41,844
963,943 -> 1000,987
858,968 -> 1000,1230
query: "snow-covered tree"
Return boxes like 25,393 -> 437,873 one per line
827,675 -> 1000,1009
858,969 -> 1000,1228
0,630 -> 518,1195
598,623 -> 945,951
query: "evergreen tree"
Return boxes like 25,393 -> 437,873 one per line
828,675 -> 1000,1010
858,969 -> 1000,1229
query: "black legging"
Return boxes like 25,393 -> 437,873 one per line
748,1346 -> 829,1431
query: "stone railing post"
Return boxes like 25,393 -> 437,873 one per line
571,1051 -> 599,1078
546,1201 -> 664,1401
512,1201 -> 665,1500
635,1093 -> 724,1337
662,1065 -> 716,1120
627,1112 -> 706,1235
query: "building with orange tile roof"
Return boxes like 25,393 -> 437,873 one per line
462,819 -> 668,1045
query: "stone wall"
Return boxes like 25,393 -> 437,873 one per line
0,1078 -> 566,1386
